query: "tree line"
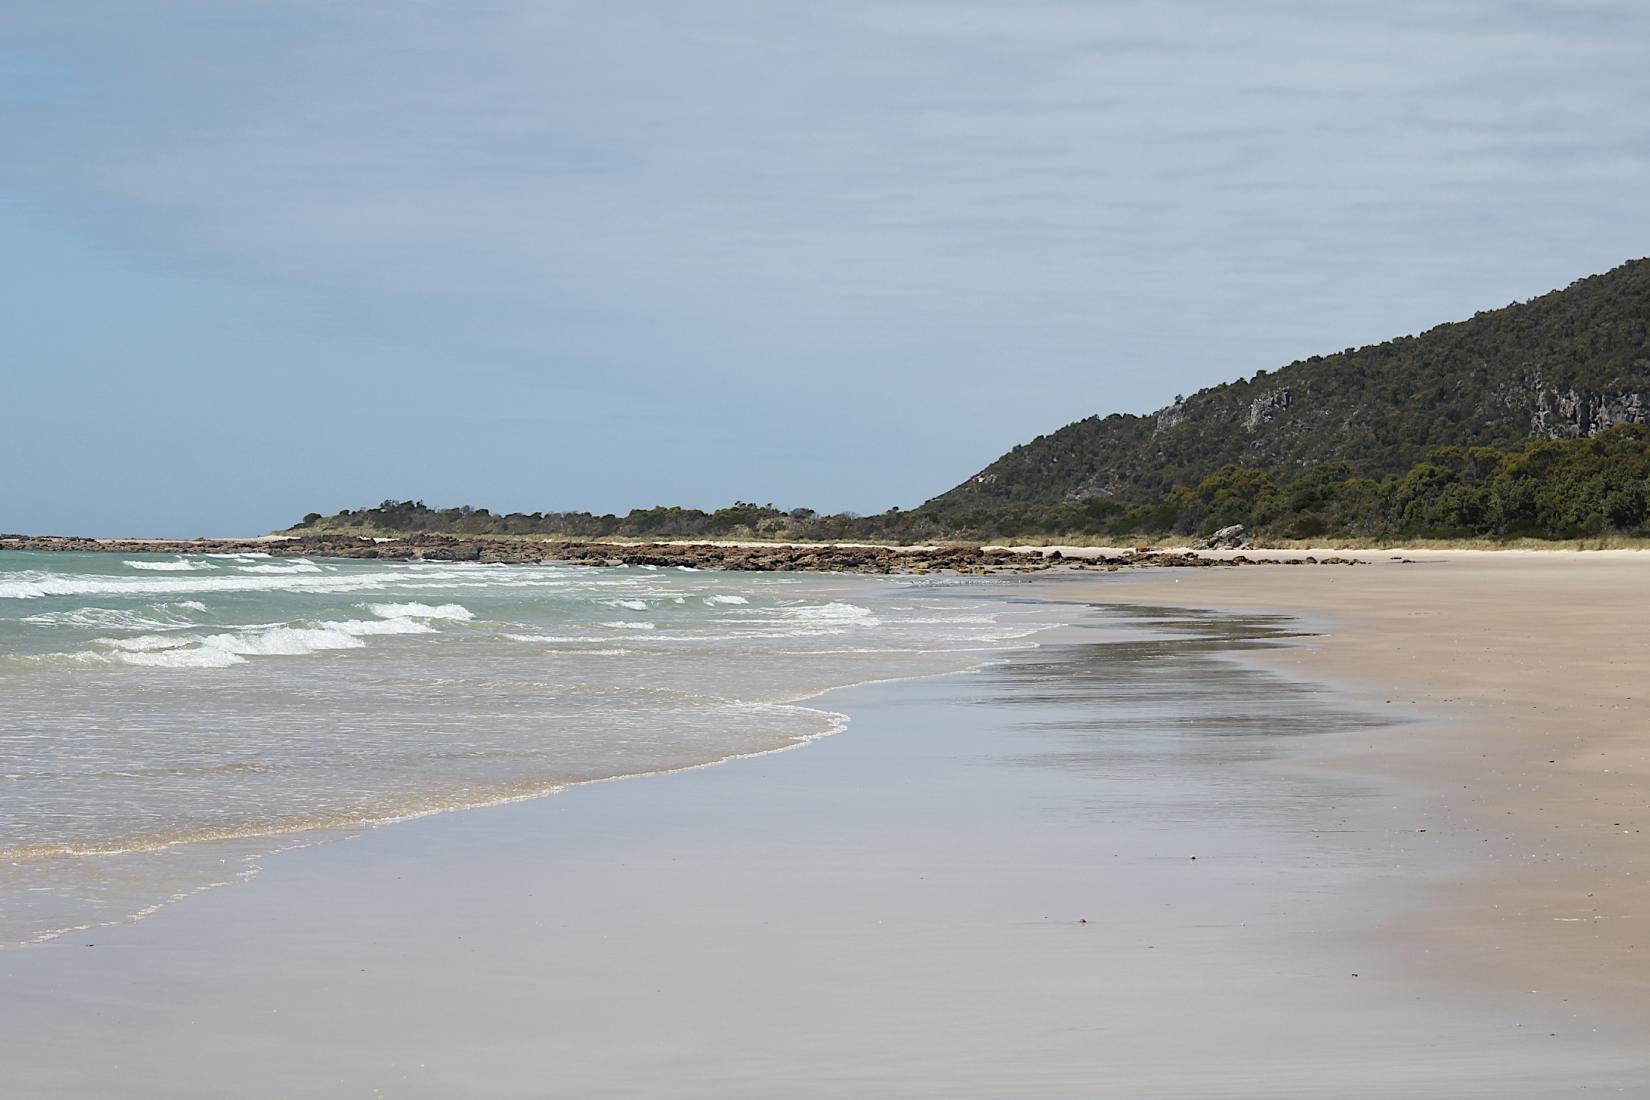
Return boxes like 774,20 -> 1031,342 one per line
293,426 -> 1650,544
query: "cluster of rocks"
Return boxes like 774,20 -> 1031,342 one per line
535,540 -> 1044,574
2,533 -> 1361,574
1062,549 -> 1360,569
1,533 -> 1044,573
1190,523 -> 1251,550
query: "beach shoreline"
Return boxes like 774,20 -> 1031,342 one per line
2,566 -> 1646,1094
3,553 -> 1647,1093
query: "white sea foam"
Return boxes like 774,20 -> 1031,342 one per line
699,600 -> 884,640
202,626 -> 369,656
366,602 -> 475,622
702,594 -> 749,606
329,617 -> 437,637
239,562 -> 323,574
502,634 -> 612,644
116,647 -> 246,669
0,571 -> 375,599
91,615 -> 439,669
99,635 -> 192,652
125,559 -> 213,572
0,569 -> 500,600
604,599 -> 650,611
785,601 -> 876,623
600,621 -> 657,630
23,601 -> 206,631
718,601 -> 880,630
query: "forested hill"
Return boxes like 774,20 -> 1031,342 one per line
290,258 -> 1650,544
923,257 -> 1650,521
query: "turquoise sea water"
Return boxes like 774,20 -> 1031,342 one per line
0,550 -> 1064,944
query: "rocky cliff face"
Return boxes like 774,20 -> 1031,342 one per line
1244,388 -> 1294,432
1154,398 -> 1189,433
1530,386 -> 1650,440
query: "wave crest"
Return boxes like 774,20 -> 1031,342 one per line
124,559 -> 214,572
366,602 -> 475,622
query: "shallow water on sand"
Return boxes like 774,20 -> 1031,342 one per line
3,603 -> 1642,1096
0,550 -> 1065,944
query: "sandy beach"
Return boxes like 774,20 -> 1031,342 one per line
2,551 -> 1647,1095
1053,549 -> 1650,1019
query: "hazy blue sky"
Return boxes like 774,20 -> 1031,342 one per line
4,1 -> 1649,535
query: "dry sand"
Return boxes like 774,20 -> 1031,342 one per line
1054,549 -> 1650,1019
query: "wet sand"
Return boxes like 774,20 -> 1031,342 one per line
1051,550 -> 1650,1024
1,598 -> 1644,1096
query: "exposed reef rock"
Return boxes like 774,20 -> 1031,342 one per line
2,534 -> 1350,574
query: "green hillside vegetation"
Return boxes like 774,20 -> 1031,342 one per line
947,425 -> 1650,541
295,427 -> 1650,544
925,257 -> 1650,517
293,258 -> 1650,546
295,500 -> 947,543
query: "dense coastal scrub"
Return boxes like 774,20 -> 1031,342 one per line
925,257 -> 1650,517
294,426 -> 1650,545
941,425 -> 1650,541
291,259 -> 1650,548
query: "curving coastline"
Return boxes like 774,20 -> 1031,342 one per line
4,594 -> 1645,1094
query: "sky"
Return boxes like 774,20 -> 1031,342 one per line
3,2 -> 1649,536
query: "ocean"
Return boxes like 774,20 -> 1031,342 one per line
0,549 -> 1066,946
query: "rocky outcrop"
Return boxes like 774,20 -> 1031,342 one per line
1190,524 -> 1250,550
1064,473 -> 1127,504
1244,388 -> 1293,432
1529,386 -> 1650,440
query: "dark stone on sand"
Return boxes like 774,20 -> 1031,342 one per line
1,533 -> 1362,577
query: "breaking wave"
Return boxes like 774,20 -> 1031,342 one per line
96,616 -> 441,668
239,561 -> 323,574
366,602 -> 475,622
22,601 -> 208,631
